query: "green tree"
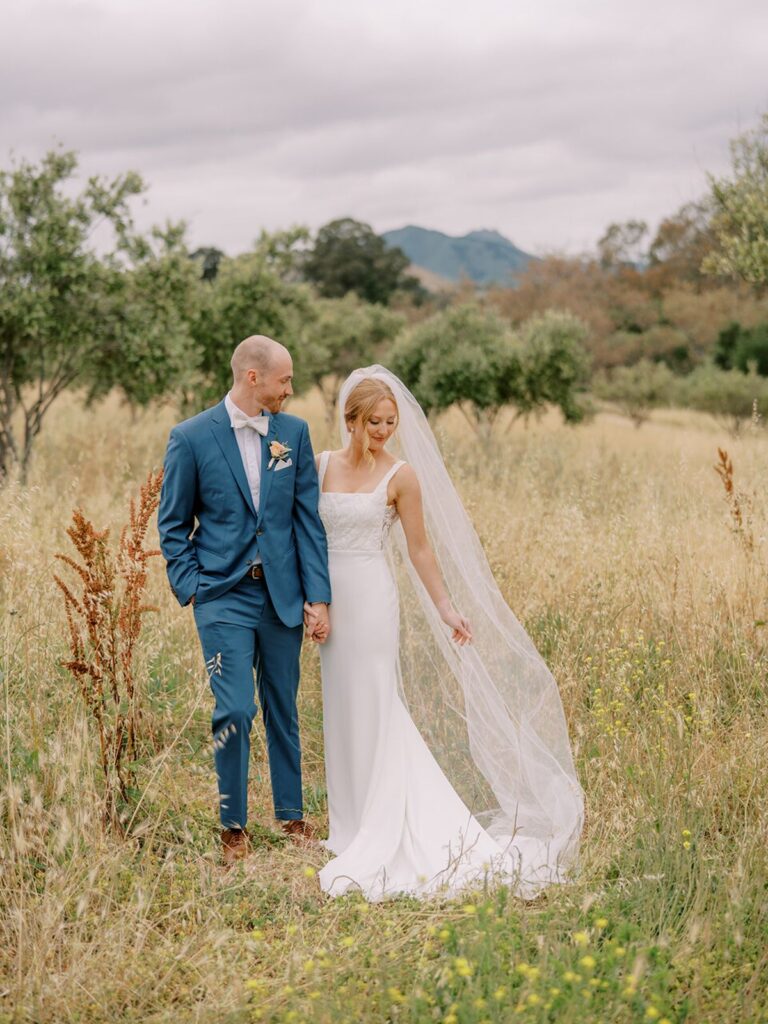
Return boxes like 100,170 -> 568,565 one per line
714,321 -> 768,376
190,241 -> 315,409
514,311 -> 592,426
704,113 -> 768,287
390,304 -> 511,431
390,304 -> 589,437
253,225 -> 311,282
679,362 -> 768,435
0,149 -> 146,481
297,293 -> 405,421
190,246 -> 225,281
87,222 -> 203,409
592,359 -> 676,427
303,217 -> 419,305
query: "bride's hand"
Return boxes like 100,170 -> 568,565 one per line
439,605 -> 473,645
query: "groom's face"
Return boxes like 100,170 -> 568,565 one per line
253,351 -> 294,414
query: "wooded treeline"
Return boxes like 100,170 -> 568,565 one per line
1,113 -> 767,479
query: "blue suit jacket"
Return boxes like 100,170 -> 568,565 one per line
157,400 -> 331,628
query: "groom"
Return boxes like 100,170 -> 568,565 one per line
158,335 -> 331,865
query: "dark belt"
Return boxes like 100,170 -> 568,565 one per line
246,563 -> 264,580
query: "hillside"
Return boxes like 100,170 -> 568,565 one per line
383,225 -> 535,285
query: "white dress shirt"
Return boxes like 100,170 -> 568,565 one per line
225,391 -> 267,564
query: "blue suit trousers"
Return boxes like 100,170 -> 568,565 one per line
193,574 -> 304,829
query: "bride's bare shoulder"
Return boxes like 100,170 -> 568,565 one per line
391,461 -> 418,493
314,447 -> 342,469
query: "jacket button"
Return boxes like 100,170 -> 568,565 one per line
256,530 -> 264,537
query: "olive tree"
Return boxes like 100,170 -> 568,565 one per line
0,149 -> 201,480
704,113 -> 768,288
390,304 -> 590,438
296,293 -> 405,423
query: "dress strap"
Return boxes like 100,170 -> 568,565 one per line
318,450 -> 331,489
375,459 -> 406,494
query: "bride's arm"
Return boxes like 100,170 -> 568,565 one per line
394,465 -> 472,645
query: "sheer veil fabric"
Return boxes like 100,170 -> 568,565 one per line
334,366 -> 585,899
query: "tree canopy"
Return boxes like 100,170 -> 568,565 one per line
390,304 -> 590,436
303,217 -> 421,305
704,114 -> 768,288
0,149 -> 200,480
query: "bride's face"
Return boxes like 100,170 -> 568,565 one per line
362,398 -> 398,451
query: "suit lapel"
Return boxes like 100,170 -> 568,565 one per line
209,402 -> 258,520
256,414 -> 278,526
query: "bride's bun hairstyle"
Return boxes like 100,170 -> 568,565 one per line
344,377 -> 399,466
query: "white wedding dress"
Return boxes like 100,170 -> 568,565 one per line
315,451 -> 551,902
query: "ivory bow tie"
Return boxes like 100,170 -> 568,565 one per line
231,410 -> 269,435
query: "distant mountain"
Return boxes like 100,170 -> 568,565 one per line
382,226 -> 535,286
406,264 -> 456,294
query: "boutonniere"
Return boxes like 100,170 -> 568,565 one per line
268,439 -> 293,471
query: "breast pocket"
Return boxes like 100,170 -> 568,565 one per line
270,464 -> 295,488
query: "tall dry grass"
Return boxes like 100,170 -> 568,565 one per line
1,390 -> 766,1023
53,470 -> 163,829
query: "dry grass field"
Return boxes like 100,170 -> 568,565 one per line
1,389 -> 767,1023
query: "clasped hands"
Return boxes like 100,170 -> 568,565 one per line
303,601 -> 330,643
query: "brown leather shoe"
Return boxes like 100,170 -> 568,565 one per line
279,818 -> 318,845
221,827 -> 251,867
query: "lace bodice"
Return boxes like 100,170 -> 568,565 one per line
318,451 -> 405,552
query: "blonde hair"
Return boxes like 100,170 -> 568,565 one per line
344,378 -> 399,466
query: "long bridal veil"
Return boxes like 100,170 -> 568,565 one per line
337,366 -> 585,898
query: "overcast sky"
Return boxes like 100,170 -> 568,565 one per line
2,0 -> 766,257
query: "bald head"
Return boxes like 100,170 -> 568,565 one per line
231,335 -> 289,382
229,334 -> 294,415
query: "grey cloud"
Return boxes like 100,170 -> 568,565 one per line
1,0 -> 766,254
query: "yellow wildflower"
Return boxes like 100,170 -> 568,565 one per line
454,956 -> 474,977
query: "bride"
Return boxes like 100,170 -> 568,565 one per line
308,366 -> 584,902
